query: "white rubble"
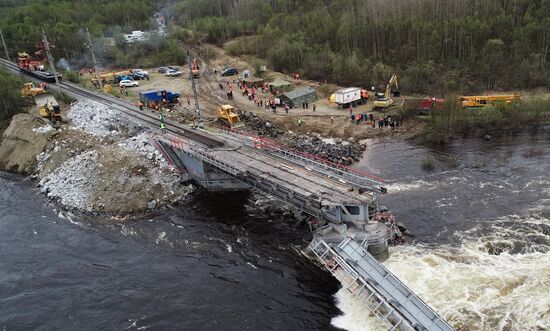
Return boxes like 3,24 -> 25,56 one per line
32,125 -> 54,134
118,132 -> 168,167
39,150 -> 98,210
67,99 -> 140,137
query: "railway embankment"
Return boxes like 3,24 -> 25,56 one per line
0,99 -> 192,214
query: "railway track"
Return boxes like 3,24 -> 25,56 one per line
0,58 -> 224,148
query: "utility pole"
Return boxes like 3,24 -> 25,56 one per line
187,51 -> 201,125
42,30 -> 61,94
85,26 -> 102,89
0,29 -> 9,61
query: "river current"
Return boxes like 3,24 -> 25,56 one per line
1,131 -> 549,330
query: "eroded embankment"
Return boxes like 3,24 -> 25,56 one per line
0,99 -> 192,214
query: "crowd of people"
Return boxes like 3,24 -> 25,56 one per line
350,111 -> 402,130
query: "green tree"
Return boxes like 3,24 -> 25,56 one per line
0,68 -> 25,120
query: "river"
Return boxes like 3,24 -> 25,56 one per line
334,131 -> 550,330
1,131 -> 549,330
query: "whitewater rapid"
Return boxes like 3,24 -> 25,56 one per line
331,213 -> 550,331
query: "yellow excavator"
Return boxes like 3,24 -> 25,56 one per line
373,74 -> 399,110
21,82 -> 46,97
217,104 -> 245,128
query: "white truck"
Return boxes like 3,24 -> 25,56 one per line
334,87 -> 369,107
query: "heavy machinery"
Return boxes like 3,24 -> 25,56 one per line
217,104 -> 245,128
139,89 -> 181,109
329,87 -> 369,108
17,50 -> 62,83
21,82 -> 46,97
373,74 -> 399,110
191,58 -> 200,78
458,94 -> 522,109
91,70 -> 133,87
35,94 -> 62,126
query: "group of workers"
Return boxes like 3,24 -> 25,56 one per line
350,112 -> 402,130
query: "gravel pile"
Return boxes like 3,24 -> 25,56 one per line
238,111 -> 283,137
118,132 -> 167,167
281,133 -> 365,166
237,111 -> 365,166
39,150 -> 98,210
67,100 -> 141,137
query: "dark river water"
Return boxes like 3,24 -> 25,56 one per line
1,130 -> 550,330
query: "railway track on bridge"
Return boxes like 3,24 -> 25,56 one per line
0,58 -> 223,148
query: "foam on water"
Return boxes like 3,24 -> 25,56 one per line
333,215 -> 550,331
384,179 -> 435,193
331,288 -> 387,331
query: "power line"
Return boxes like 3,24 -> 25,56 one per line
0,29 -> 9,60
42,30 -> 61,94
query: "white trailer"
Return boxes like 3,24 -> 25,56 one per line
335,87 -> 363,106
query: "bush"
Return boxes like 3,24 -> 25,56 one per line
53,91 -> 76,104
63,71 -> 81,83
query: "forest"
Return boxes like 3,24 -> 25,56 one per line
0,0 -> 186,69
165,0 -> 550,93
1,0 -> 549,93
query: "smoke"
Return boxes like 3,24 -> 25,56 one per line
57,58 -> 71,71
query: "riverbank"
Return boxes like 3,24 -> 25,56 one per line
0,100 -> 192,214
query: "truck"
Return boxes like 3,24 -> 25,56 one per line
457,94 -> 522,109
333,87 -> 369,107
139,89 -> 181,109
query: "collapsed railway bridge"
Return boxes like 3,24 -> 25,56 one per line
0,58 -> 454,331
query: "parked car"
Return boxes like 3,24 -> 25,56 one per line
167,66 -> 180,71
119,79 -> 139,87
165,69 -> 182,77
157,67 -> 169,73
132,69 -> 149,80
221,68 -> 238,76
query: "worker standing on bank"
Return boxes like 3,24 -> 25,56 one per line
159,113 -> 165,123
160,122 -> 166,134
298,118 -> 303,127
138,100 -> 143,111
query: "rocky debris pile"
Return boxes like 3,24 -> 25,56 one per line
118,132 -> 167,167
38,145 -> 192,214
67,99 -> 141,137
237,111 -> 283,137
235,111 -> 365,166
281,133 -> 365,166
39,150 -> 98,209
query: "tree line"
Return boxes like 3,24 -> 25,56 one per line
0,0 -> 184,69
166,0 -> 550,94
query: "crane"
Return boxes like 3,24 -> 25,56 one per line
187,50 -> 202,127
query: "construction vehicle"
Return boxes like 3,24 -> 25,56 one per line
330,87 -> 369,108
400,97 -> 445,115
191,58 -> 200,78
21,82 -> 46,97
17,49 -> 62,83
35,94 -> 61,126
458,94 -> 522,109
139,89 -> 181,109
92,70 -> 134,86
373,74 -> 399,110
217,104 -> 245,128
